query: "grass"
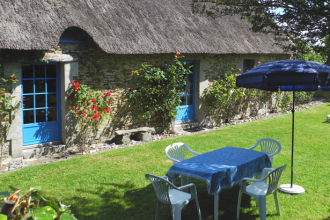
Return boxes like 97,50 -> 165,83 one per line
1,104 -> 330,219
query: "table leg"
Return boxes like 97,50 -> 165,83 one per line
214,193 -> 219,220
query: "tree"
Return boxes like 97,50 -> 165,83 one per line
191,0 -> 330,63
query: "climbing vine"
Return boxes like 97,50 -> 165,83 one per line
0,73 -> 19,165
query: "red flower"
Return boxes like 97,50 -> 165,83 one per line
92,98 -> 97,102
12,76 -> 17,80
174,52 -> 181,58
131,71 -> 135,75
74,82 -> 81,86
77,110 -> 82,115
83,113 -> 88,118
104,107 -> 111,113
107,92 -> 112,97
68,95 -> 73,100
71,106 -> 77,110
93,113 -> 100,118
92,105 -> 98,111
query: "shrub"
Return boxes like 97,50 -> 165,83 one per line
127,53 -> 188,132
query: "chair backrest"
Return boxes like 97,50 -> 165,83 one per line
145,174 -> 176,204
165,143 -> 190,163
265,165 -> 287,195
253,138 -> 282,164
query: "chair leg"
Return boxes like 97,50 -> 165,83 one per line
181,176 -> 191,192
257,197 -> 267,220
195,198 -> 202,220
237,190 -> 242,219
274,191 -> 281,215
155,201 -> 161,220
172,204 -> 182,220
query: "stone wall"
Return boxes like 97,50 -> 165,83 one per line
0,44 -> 291,151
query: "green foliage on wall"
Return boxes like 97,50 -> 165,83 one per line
127,53 -> 188,132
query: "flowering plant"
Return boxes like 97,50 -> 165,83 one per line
68,80 -> 114,128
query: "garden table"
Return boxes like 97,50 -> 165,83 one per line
166,146 -> 271,220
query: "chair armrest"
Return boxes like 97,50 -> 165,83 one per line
248,144 -> 258,150
241,177 -> 258,182
178,183 -> 198,199
186,147 -> 202,156
177,183 -> 195,191
168,157 -> 181,163
240,177 -> 265,192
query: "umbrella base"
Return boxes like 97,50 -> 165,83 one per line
279,184 -> 306,194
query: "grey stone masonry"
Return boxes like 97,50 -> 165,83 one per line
114,127 -> 155,144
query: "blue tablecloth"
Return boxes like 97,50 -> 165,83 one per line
166,146 -> 271,194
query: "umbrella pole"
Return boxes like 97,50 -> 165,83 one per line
291,90 -> 295,187
279,89 -> 306,194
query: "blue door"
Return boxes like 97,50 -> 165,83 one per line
22,63 -> 62,145
176,61 -> 196,122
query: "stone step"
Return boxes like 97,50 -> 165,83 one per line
23,142 -> 67,159
175,121 -> 200,131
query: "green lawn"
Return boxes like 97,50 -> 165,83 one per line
1,104 -> 330,220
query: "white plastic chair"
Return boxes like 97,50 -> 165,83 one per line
249,138 -> 282,167
145,173 -> 202,220
237,164 -> 287,220
165,143 -> 201,186
165,142 -> 201,164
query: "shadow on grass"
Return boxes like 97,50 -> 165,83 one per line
68,178 -> 261,220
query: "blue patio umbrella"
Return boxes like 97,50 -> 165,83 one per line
236,59 -> 330,194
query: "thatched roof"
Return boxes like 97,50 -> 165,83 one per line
0,0 -> 290,54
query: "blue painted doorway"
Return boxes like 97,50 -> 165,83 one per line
176,60 -> 196,122
22,63 -> 62,145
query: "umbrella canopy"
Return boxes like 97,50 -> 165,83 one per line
237,59 -> 330,91
236,59 -> 330,194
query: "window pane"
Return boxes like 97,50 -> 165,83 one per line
36,95 -> 46,108
188,64 -> 194,72
22,65 -> 33,78
188,84 -> 194,94
36,109 -> 46,122
36,80 -> 45,93
23,95 -> 34,109
180,96 -> 186,106
24,110 -> 34,124
23,80 -> 34,94
187,74 -> 194,84
48,108 -> 57,121
47,65 -> 57,78
188,95 -> 194,105
243,59 -> 255,72
48,94 -> 57,107
35,65 -> 45,78
48,79 -> 57,92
